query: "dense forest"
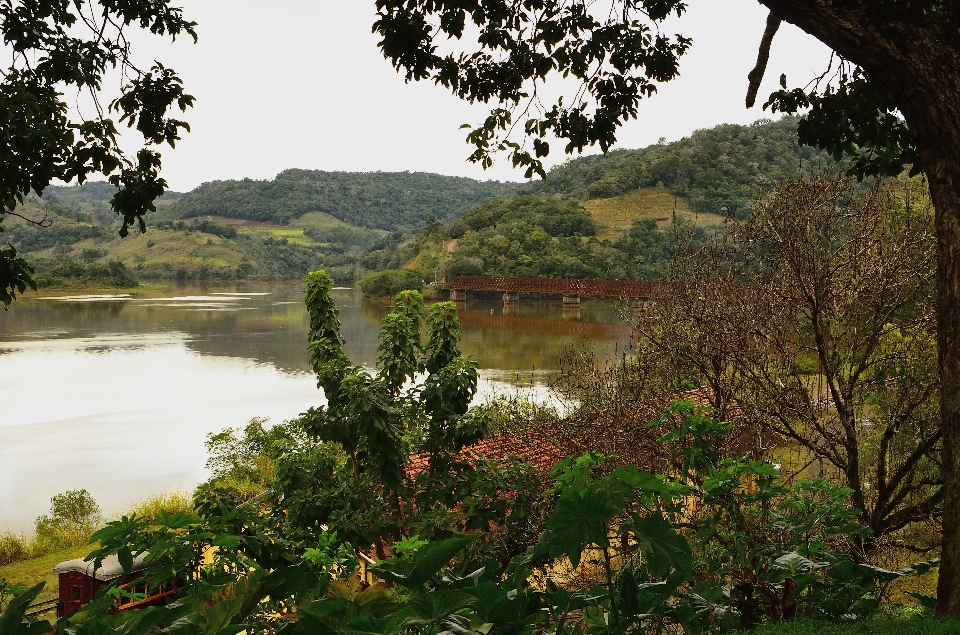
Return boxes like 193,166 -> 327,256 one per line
527,116 -> 840,218
356,117 -> 846,291
169,169 -> 519,228
362,196 -> 696,289
5,117 -> 839,289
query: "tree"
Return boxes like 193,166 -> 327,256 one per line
248,272 -> 542,561
627,174 -> 941,557
372,0 -> 960,613
0,0 -> 196,305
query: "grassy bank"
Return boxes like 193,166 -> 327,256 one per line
0,491 -> 192,600
0,543 -> 94,604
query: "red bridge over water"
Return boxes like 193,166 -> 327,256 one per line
443,275 -> 663,302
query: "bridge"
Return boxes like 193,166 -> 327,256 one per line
443,275 -> 663,305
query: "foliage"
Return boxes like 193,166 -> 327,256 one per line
365,194 -> 695,281
358,269 -> 423,297
33,490 -> 101,552
123,493 -> 193,526
0,0 -> 197,302
203,417 -> 308,498
30,259 -> 138,289
303,224 -> 381,249
371,2 -> 936,187
4,221 -> 112,255
41,182 -> 184,223
445,205 -> 687,280
170,169 -> 518,229
282,273 -> 542,560
0,245 -> 35,307
190,219 -> 238,239
528,117 -> 841,218
622,173 -> 940,556
0,538 -> 28,570
375,0 -> 691,178
12,403 -> 936,635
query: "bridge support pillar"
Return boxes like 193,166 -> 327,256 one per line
450,289 -> 468,302
503,292 -> 520,305
630,297 -> 644,309
562,295 -> 581,306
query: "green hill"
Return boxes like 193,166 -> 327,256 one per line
4,197 -> 379,286
168,169 -> 520,229
361,194 -> 692,285
526,116 -> 840,218
359,117 -> 845,287
40,182 -> 184,224
5,117 -> 846,290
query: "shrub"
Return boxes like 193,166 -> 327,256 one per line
34,489 -> 102,551
0,534 -> 28,566
125,492 -> 193,524
358,268 -> 422,297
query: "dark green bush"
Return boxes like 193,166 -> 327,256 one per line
358,269 -> 422,297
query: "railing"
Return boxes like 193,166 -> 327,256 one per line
446,276 -> 662,298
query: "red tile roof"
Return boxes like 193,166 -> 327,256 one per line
407,432 -> 567,479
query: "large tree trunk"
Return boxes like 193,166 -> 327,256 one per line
757,0 -> 960,614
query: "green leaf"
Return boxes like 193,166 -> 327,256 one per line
772,552 -> 828,576
542,484 -> 620,567
905,591 -> 938,610
0,583 -> 46,635
403,590 -> 476,626
627,513 -> 692,579
372,535 -> 474,588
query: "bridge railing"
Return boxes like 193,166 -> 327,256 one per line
447,276 -> 661,298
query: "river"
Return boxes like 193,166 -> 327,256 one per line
0,282 -> 633,533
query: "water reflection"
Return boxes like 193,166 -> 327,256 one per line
0,283 -> 632,533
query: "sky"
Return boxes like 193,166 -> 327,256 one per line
95,1 -> 834,193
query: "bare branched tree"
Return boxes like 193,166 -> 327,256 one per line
630,173 -> 940,557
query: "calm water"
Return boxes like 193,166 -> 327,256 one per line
0,283 -> 632,533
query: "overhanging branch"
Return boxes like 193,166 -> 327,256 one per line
746,11 -> 782,108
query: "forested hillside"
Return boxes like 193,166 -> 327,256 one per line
527,116 -> 839,218
359,117 -> 844,291
7,117 -> 844,290
363,196 -> 691,286
169,170 -> 519,228
41,182 -> 183,224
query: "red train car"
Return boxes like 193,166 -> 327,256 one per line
53,552 -> 175,618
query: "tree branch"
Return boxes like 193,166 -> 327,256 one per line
746,11 -> 782,108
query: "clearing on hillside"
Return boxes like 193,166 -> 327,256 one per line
581,187 -> 725,241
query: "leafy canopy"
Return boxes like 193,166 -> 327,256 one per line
375,0 -> 691,178
373,0 -> 926,185
0,0 -> 196,304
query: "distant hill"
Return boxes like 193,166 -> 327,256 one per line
169,170 -> 521,230
40,182 -> 183,223
526,116 -> 840,219
361,116 -> 846,286
7,117 -> 847,289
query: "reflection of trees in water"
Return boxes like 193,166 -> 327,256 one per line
7,284 -> 631,377
359,297 -> 391,324
52,300 -> 129,320
458,311 -> 630,339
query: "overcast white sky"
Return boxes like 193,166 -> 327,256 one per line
95,1 -> 833,192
